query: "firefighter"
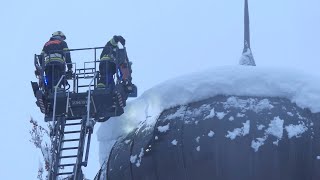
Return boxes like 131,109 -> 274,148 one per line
98,35 -> 132,91
40,31 -> 72,92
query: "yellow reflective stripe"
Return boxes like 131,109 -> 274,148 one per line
110,38 -> 118,46
45,57 -> 65,64
63,48 -> 69,51
100,55 -> 112,61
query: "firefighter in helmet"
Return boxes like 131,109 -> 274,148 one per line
98,35 -> 132,91
39,31 -> 72,92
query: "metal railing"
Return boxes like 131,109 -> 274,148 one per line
86,72 -> 97,125
52,75 -> 65,126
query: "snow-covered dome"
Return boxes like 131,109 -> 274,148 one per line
96,66 -> 320,180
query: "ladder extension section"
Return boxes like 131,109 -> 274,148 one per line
49,73 -> 96,180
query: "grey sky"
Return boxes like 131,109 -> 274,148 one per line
0,0 -> 319,179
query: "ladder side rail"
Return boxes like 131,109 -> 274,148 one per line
73,116 -> 87,180
54,117 -> 66,180
66,90 -> 70,114
74,63 -> 77,93
86,72 -> 97,122
83,129 -> 93,167
94,49 -> 97,88
49,75 -> 65,180
73,72 -> 98,179
49,116 -> 63,180
91,96 -> 97,114
52,75 -> 65,127
73,73 -> 96,180
49,123 -> 58,180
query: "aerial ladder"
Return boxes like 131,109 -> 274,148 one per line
31,47 -> 137,180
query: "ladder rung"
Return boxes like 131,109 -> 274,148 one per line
59,163 -> 76,167
78,85 -> 94,88
76,72 -> 95,75
60,155 -> 78,159
57,172 -> 74,175
76,71 -> 95,74
65,122 -> 82,126
62,138 -> 80,142
64,130 -> 81,134
61,147 -> 79,150
77,76 -> 95,79
66,117 -> 83,120
77,68 -> 95,71
76,74 -> 95,77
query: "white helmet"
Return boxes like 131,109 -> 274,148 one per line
52,31 -> 66,40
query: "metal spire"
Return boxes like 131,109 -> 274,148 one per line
239,0 -> 256,66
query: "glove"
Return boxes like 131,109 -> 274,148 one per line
66,69 -> 73,79
118,36 -> 125,46
67,64 -> 72,70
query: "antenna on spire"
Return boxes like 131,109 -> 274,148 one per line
239,0 -> 256,66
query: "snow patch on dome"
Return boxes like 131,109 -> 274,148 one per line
157,123 -> 170,133
226,120 -> 250,140
223,96 -> 274,113
285,124 -> 308,138
251,116 -> 284,152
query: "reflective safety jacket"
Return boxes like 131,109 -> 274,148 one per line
100,37 -> 118,61
41,36 -> 72,70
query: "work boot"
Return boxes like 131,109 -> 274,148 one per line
122,80 -> 133,93
127,83 -> 134,93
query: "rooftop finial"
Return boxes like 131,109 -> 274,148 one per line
239,0 -> 256,66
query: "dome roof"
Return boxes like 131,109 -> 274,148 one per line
100,95 -> 320,180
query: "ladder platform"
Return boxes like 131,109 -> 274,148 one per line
43,84 -> 127,122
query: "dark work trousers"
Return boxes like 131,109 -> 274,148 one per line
99,60 -> 116,88
45,62 -> 65,92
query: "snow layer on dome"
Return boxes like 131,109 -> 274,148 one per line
97,66 -> 320,163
